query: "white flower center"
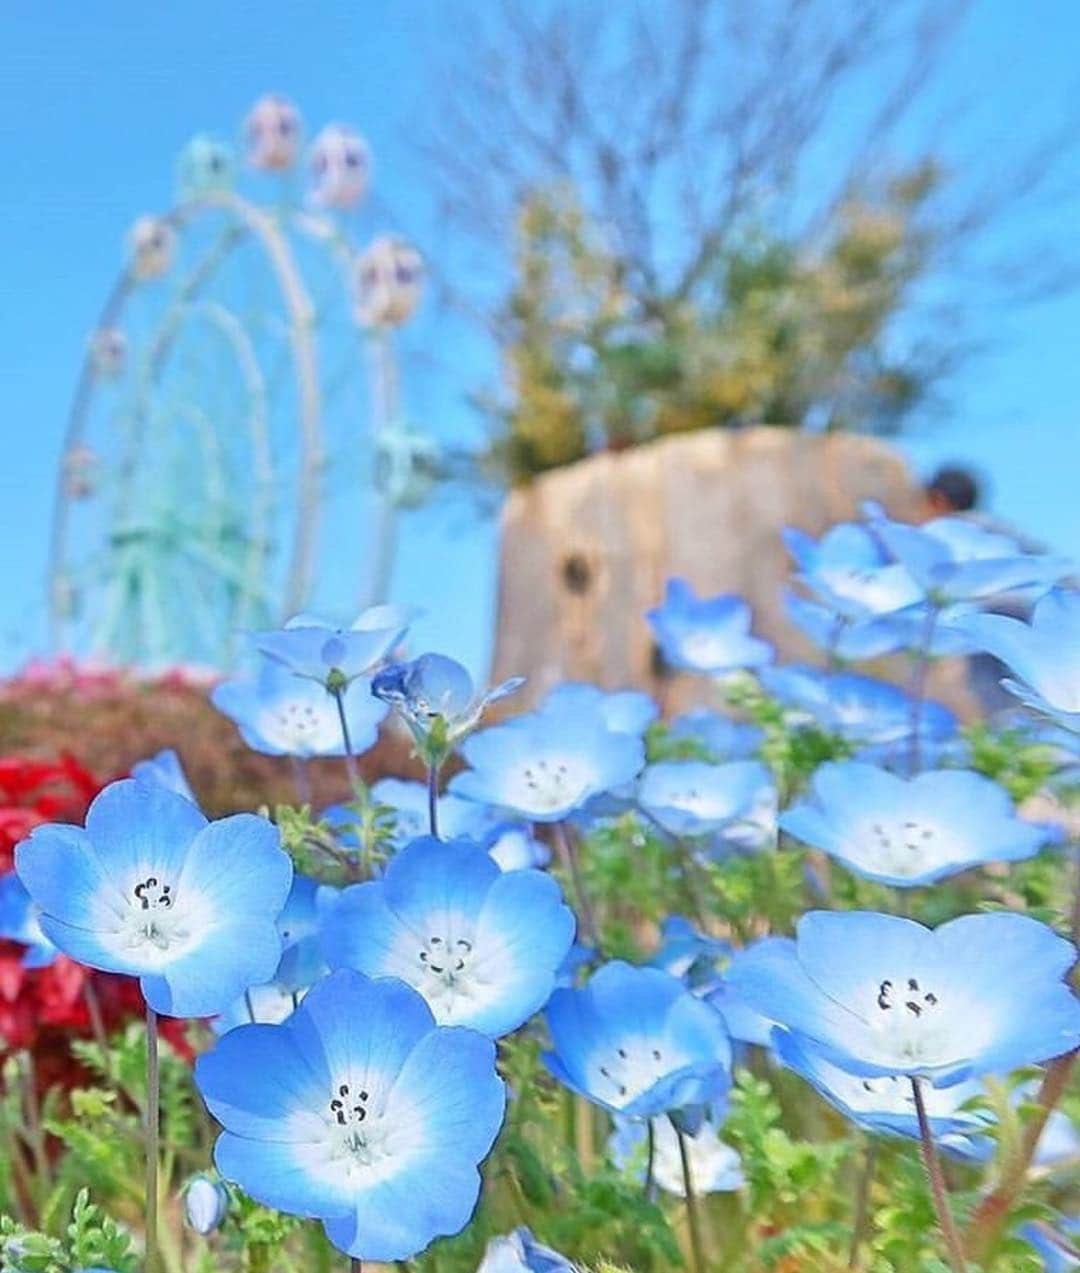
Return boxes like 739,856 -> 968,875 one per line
411,930 -> 492,1017
870,975 -> 945,1062
822,563 -> 919,613
594,1039 -> 681,1109
323,1080 -> 395,1174
279,700 -> 320,733
419,933 -> 474,982
317,1073 -> 430,1185
120,875 -> 191,955
515,756 -> 589,812
655,785 -> 734,826
679,631 -> 731,667
860,818 -> 945,877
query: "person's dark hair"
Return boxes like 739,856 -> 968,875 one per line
927,465 -> 979,512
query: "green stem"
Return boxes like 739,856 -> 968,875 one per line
847,1138 -> 878,1269
826,615 -> 845,671
305,1225 -> 334,1273
964,1049 -> 1077,1263
332,686 -> 359,787
427,762 -> 441,839
145,1004 -> 161,1273
290,755 -> 312,805
1070,839 -> 1080,948
554,821 -> 598,948
963,840 -> 1080,1262
573,1095 -> 595,1174
82,977 -> 109,1055
908,603 -> 938,775
911,1078 -> 967,1272
20,1052 -> 50,1204
2,1120 -> 36,1226
674,1122 -> 707,1273
675,837 -> 711,928
644,1118 -> 656,1201
638,807 -> 710,928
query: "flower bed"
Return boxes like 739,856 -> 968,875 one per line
0,506 -> 1077,1273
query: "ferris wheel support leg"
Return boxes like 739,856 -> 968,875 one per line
48,271 -> 135,653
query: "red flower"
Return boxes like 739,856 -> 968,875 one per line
0,751 -> 193,1087
0,753 -> 106,872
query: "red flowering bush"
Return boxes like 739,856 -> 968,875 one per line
0,752 -> 189,1088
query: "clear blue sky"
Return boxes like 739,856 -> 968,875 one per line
1,2 -> 1077,677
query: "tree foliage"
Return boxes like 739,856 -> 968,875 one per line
422,0 -> 1080,481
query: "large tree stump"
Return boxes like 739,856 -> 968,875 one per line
491,428 -> 977,717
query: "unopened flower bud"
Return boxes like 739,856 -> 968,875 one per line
184,1174 -> 228,1235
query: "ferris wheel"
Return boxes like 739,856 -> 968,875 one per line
47,95 -> 432,668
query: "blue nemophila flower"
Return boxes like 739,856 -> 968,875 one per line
784,590 -> 907,661
372,652 -> 523,755
652,916 -> 732,993
275,874 -> 335,995
131,748 -> 197,803
184,1173 -> 230,1235
783,522 -> 921,617
556,942 -> 596,988
539,681 -> 658,736
668,709 -> 764,760
876,599 -> 981,658
959,589 -> 1080,733
215,981 -> 299,1033
450,709 -> 645,823
16,778 -> 292,1017
863,503 -> 1072,604
647,578 -> 773,674
0,874 -> 56,967
253,603 -> 413,690
1020,1218 -> 1080,1272
706,939 -> 785,1047
610,1113 -> 743,1196
725,911 -> 1080,1086
212,660 -> 386,758
774,1031 -> 990,1158
477,1227 -> 575,1272
638,759 -> 773,840
196,969 -> 505,1263
543,961 -> 731,1118
760,665 -> 957,758
485,823 -> 551,871
321,836 -> 574,1036
215,876 -> 335,1033
535,683 -> 658,820
781,761 -> 1050,887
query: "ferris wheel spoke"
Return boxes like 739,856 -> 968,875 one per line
50,96 -> 429,668
171,533 -> 276,612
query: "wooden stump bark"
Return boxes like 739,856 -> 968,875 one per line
491,428 -> 977,717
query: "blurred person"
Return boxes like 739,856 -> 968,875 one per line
922,463 -> 1048,552
924,464 -> 980,518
